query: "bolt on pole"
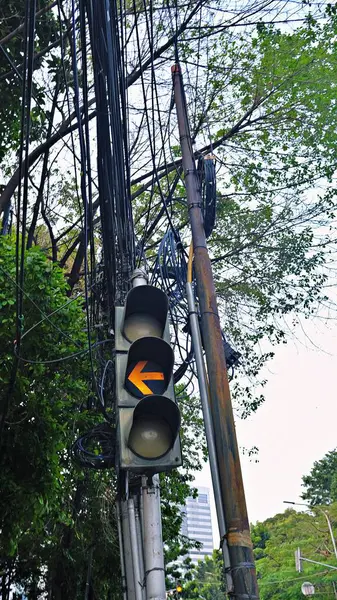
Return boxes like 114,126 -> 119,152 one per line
172,63 -> 259,599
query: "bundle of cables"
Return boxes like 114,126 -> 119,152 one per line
72,422 -> 116,469
156,229 -> 187,306
197,155 -> 217,239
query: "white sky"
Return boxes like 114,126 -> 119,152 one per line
193,317 -> 337,546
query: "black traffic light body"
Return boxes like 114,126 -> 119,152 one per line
115,285 -> 182,473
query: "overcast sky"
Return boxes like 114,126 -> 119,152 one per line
193,317 -> 337,546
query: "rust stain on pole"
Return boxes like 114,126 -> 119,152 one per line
172,63 -> 259,599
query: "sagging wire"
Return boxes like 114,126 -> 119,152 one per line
157,229 -> 187,306
132,0 -> 179,243
71,0 -> 102,416
71,0 -> 137,468
17,0 -> 37,348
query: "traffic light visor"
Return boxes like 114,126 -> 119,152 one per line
122,285 -> 169,342
128,396 -> 180,459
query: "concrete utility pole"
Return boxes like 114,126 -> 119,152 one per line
142,475 -> 166,600
172,63 -> 259,599
120,498 -> 136,600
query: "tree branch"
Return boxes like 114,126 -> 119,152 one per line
126,0 -> 205,88
0,1 -> 57,47
26,78 -> 60,249
0,106 -> 96,214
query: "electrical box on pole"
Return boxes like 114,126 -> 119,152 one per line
115,285 -> 182,473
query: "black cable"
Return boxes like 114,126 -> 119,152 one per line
1,0 -> 37,445
197,155 -> 217,238
132,0 -> 179,241
72,422 -> 116,469
14,338 -> 114,365
87,0 -> 136,310
71,0 -> 101,411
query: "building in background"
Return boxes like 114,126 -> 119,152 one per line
181,486 -> 214,562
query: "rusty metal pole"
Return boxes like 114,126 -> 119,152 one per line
172,63 -> 259,600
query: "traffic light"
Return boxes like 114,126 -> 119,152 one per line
176,583 -> 183,594
115,284 -> 182,472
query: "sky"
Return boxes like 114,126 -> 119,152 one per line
193,316 -> 337,546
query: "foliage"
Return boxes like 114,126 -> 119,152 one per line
176,550 -> 226,600
129,9 -> 337,417
252,505 -> 337,599
301,448 -> 337,506
1,2 -> 336,420
202,16 -> 337,413
0,235 -> 88,556
0,0 -> 57,164
0,238 -> 207,597
1,1 -> 337,598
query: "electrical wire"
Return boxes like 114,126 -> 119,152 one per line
72,422 -> 116,469
14,338 -> 114,365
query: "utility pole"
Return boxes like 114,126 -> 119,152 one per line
186,255 -> 233,594
172,64 -> 259,599
120,498 -> 137,600
142,475 -> 166,600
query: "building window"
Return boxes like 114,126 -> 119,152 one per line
198,494 -> 208,503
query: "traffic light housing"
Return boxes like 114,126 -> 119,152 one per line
115,285 -> 182,473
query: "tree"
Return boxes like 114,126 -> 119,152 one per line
0,237 -> 207,598
0,0 -> 57,164
251,505 -> 337,600
301,449 -> 337,506
2,0 -> 337,597
1,2 -> 336,408
169,550 -> 226,600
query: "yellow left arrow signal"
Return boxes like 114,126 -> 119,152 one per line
128,360 -> 164,395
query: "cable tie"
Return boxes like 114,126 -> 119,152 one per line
188,202 -> 202,210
